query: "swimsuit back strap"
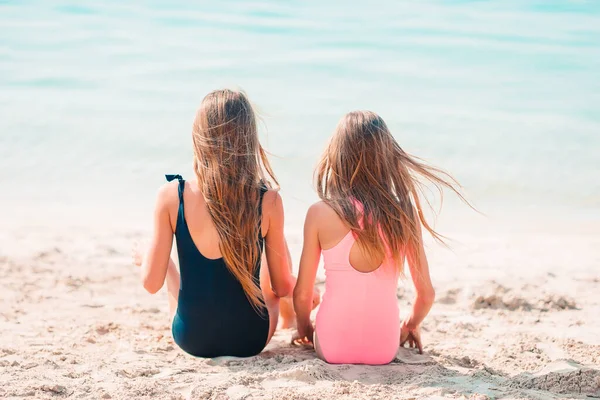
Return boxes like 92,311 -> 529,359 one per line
165,174 -> 185,225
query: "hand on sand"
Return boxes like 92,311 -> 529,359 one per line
131,241 -> 146,267
400,322 -> 423,354
292,323 -> 314,347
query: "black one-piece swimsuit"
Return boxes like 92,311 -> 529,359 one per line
166,174 -> 269,358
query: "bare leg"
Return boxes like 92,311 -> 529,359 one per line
165,258 -> 180,322
260,255 -> 280,345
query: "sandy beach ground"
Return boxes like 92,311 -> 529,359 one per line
1,223 -> 599,400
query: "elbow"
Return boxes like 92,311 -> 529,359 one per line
273,288 -> 291,299
142,278 -> 163,295
293,286 -> 312,308
284,276 -> 296,297
273,283 -> 292,298
272,276 -> 295,298
422,287 -> 436,305
416,287 -> 435,306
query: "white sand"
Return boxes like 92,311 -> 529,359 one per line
1,225 -> 599,399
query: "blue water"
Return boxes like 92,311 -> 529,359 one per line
1,0 -> 599,228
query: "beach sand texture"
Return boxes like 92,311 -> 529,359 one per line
1,228 -> 598,400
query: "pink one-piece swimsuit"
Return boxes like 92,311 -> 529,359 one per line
315,230 -> 401,365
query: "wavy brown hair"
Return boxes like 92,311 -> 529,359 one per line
192,89 -> 278,308
316,111 -> 470,272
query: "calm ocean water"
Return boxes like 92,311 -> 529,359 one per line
1,1 -> 599,230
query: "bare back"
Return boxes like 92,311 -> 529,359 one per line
314,202 -> 386,273
164,180 -> 274,258
160,179 -> 289,297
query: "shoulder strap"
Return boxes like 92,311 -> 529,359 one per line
257,182 -> 269,241
165,174 -> 185,224
258,182 -> 268,213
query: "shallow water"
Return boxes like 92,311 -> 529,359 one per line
1,0 -> 599,231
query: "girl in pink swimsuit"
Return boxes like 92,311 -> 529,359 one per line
293,111 -> 469,365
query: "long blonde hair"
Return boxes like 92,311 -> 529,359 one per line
192,89 -> 277,308
316,111 -> 470,271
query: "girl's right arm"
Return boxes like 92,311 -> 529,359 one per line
263,191 -> 294,298
402,216 -> 436,352
293,204 -> 322,343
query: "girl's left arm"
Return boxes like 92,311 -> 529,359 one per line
293,204 -> 322,342
140,184 -> 175,294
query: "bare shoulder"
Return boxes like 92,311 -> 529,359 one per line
307,201 -> 337,219
261,189 -> 283,216
156,180 -> 180,210
305,201 -> 338,228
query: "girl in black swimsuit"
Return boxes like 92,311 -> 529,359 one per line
132,89 -> 309,357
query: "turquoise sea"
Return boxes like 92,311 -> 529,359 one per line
1,0 -> 599,231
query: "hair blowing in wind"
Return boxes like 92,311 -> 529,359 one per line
316,111 -> 472,271
192,89 -> 278,308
